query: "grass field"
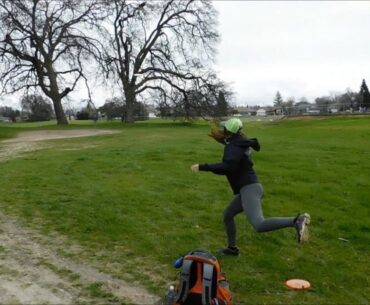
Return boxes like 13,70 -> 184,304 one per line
0,116 -> 369,304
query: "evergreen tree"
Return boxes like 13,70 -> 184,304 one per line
359,79 -> 370,110
273,91 -> 284,114
216,91 -> 228,117
274,91 -> 284,107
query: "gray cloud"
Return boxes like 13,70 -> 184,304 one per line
213,1 -> 370,105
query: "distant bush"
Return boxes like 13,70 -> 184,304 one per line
76,111 -> 90,120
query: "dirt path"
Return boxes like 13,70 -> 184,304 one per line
0,129 -> 119,161
0,130 -> 161,305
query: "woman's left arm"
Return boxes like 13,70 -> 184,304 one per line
198,145 -> 243,175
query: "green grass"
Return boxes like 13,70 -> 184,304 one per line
0,124 -> 19,140
0,116 -> 369,304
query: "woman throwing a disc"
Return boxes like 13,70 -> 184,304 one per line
191,118 -> 310,256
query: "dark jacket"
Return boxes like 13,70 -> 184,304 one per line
199,134 -> 260,194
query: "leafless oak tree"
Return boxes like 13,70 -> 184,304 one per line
105,0 -> 222,122
0,0 -> 105,124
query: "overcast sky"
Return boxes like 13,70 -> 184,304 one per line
2,1 -> 370,109
213,0 -> 370,106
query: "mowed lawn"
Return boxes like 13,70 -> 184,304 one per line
0,116 -> 369,304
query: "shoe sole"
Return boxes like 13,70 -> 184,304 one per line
299,213 -> 311,244
217,249 -> 240,256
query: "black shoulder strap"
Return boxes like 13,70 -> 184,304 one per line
202,263 -> 214,305
175,259 -> 192,303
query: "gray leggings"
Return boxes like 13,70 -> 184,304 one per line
223,183 -> 295,247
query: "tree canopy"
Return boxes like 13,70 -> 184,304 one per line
103,0 -> 225,122
0,0 -> 105,124
0,0 -> 230,123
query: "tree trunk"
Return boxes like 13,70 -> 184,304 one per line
47,64 -> 68,125
51,94 -> 68,125
124,87 -> 136,123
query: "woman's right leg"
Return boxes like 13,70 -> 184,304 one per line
223,194 -> 243,247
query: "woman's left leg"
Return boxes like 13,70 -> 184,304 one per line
240,183 -> 295,232
223,194 -> 244,247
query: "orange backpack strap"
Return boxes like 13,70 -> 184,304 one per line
202,263 -> 214,305
175,259 -> 192,303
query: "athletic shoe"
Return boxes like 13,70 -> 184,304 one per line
294,213 -> 311,244
218,246 -> 240,256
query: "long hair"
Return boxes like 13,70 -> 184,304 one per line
208,127 -> 227,144
209,127 -> 240,144
208,121 -> 244,144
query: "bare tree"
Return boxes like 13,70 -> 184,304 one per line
283,96 -> 295,115
105,0 -> 221,122
0,0 -> 105,125
0,105 -> 20,122
21,93 -> 53,121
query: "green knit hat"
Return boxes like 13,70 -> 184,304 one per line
223,118 -> 243,134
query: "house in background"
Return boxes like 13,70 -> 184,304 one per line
256,108 -> 266,116
234,106 -> 257,116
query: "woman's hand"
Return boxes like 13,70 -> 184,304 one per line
191,164 -> 199,172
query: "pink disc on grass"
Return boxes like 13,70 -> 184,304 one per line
285,279 -> 311,290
